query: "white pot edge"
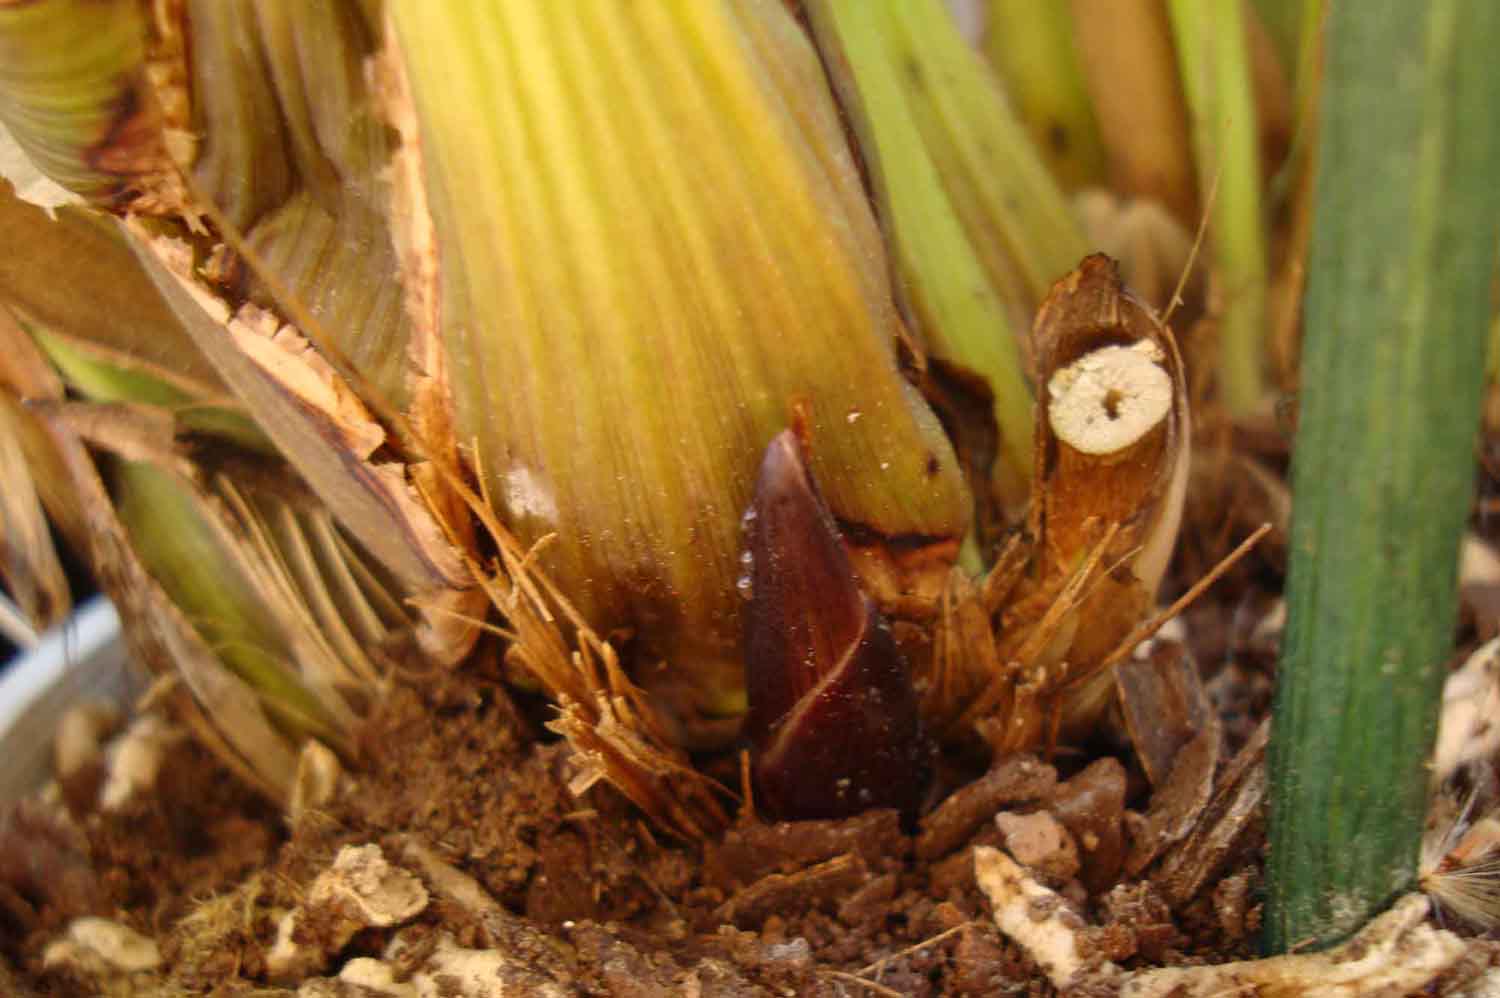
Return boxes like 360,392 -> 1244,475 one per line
0,597 -> 132,806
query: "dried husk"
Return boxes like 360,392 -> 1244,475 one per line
943,255 -> 1191,750
0,182 -> 219,391
29,408 -> 301,802
0,305 -> 69,637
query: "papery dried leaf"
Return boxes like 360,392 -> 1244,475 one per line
0,185 -> 218,390
0,399 -> 68,633
129,230 -> 477,665
1113,640 -> 1213,787
33,411 -> 297,802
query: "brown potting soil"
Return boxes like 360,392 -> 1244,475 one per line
3,542 -> 1499,995
0,646 -> 1261,994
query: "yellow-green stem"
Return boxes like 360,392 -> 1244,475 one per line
1169,0 -> 1270,416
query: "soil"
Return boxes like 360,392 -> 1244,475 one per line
0,608 -> 1269,996
0,674 -> 1201,992
3,486 -> 1500,995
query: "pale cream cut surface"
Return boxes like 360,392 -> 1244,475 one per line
1047,341 -> 1172,455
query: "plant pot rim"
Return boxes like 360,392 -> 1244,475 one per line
0,597 -> 133,806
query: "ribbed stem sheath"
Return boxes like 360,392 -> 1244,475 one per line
389,0 -> 971,722
0,0 -> 159,206
1265,0 -> 1500,951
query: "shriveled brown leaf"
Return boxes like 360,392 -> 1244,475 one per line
31,409 -> 297,802
129,229 -> 478,666
1126,723 -> 1220,878
1151,720 -> 1267,909
1114,639 -> 1213,787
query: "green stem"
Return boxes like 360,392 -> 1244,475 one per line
981,0 -> 1106,191
804,0 -> 1044,501
1265,1 -> 1500,951
1168,0 -> 1269,417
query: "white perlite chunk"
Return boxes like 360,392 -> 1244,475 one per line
312,844 -> 430,926
100,715 -> 184,811
289,740 -> 344,824
1433,636 -> 1500,784
268,844 -> 429,982
411,936 -> 570,998
1047,341 -> 1172,455
53,701 -> 120,783
339,957 -> 415,994
44,917 -> 162,973
975,845 -> 1113,990
295,958 -> 418,997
